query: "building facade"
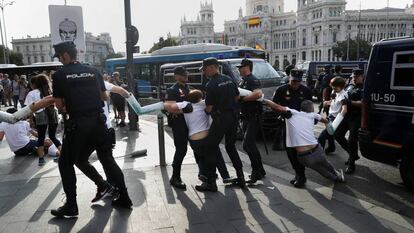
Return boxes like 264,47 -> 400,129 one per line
11,32 -> 114,66
180,0 -> 414,69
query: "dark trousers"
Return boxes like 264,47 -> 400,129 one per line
190,138 -> 230,179
318,116 -> 336,150
242,117 -> 264,175
12,95 -> 19,109
59,115 -> 126,205
286,147 -> 306,178
203,111 -> 243,183
171,116 -> 188,177
36,123 -> 61,148
334,115 -> 360,162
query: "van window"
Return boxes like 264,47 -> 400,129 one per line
163,66 -> 205,85
230,62 -> 280,80
391,51 -> 414,90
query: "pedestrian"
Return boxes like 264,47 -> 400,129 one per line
0,108 -> 38,156
272,69 -> 312,188
110,72 -> 127,127
2,74 -> 12,107
237,58 -> 266,184
18,75 -> 29,108
264,99 -> 345,183
50,41 -> 132,218
199,57 -> 245,192
0,79 -> 3,107
334,65 -> 344,79
164,66 -> 193,190
317,77 -> 348,154
11,74 -> 20,108
24,74 -> 61,166
335,69 -> 364,174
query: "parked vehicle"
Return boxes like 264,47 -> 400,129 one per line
358,37 -> 414,191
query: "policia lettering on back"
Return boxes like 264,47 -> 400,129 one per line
50,41 -> 132,218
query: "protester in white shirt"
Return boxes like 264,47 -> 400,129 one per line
0,108 -> 38,156
264,99 -> 345,183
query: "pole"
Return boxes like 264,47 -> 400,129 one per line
357,1 -> 361,61
124,0 -> 138,130
157,114 -> 166,166
386,0 -> 389,39
2,7 -> 8,64
0,8 -> 5,64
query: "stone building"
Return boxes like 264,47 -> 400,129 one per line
11,32 -> 114,66
180,0 -> 414,69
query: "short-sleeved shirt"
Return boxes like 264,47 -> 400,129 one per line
205,73 -> 240,112
0,121 -> 31,152
177,100 -> 210,137
240,74 -> 262,114
273,84 -> 312,111
329,90 -> 347,118
103,81 -> 115,128
165,82 -> 190,103
52,62 -> 105,117
25,89 -> 44,113
285,108 -> 321,148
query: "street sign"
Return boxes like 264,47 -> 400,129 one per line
127,25 -> 139,46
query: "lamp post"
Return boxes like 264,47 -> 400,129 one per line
0,0 -> 15,64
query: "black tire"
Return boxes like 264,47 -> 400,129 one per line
400,154 -> 414,192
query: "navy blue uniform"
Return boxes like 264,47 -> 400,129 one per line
272,84 -> 312,179
165,82 -> 190,178
204,73 -> 244,182
53,62 -> 127,206
240,74 -> 265,177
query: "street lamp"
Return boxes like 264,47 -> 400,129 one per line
0,0 -> 15,64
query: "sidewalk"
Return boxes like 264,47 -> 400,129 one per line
0,116 -> 413,233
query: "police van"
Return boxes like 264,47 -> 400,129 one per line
358,37 -> 414,191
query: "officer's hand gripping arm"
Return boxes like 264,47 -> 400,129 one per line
238,88 -> 264,102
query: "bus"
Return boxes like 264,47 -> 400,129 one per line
0,62 -> 63,79
105,43 -> 266,98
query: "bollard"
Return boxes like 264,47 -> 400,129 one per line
157,114 -> 166,166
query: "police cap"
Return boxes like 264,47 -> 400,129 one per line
236,58 -> 253,70
351,68 -> 364,77
290,69 -> 303,81
199,57 -> 219,70
173,66 -> 188,76
53,41 -> 76,58
324,64 -> 332,70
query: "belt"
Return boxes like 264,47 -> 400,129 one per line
297,146 -> 319,157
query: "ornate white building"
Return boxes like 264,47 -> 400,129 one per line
11,32 -> 114,66
180,0 -> 414,69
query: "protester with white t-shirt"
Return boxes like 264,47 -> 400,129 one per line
264,99 -> 345,183
0,108 -> 38,156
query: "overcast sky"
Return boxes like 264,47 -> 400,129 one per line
5,0 -> 413,53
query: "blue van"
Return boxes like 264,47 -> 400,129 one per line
358,37 -> 414,191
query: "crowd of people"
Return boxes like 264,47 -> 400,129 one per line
0,41 -> 364,218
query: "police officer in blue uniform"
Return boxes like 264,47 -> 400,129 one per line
198,57 -> 245,192
335,68 -> 364,174
164,66 -> 193,190
237,58 -> 266,184
50,42 -> 132,217
272,69 -> 312,188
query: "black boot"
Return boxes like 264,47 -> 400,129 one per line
51,203 -> 79,218
195,181 -> 217,192
170,167 -> 186,190
246,172 -> 263,184
293,176 -> 307,188
345,161 -> 356,174
112,189 -> 133,209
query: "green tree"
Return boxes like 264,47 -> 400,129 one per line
105,52 -> 124,59
9,51 -> 23,65
148,36 -> 178,53
332,38 -> 372,61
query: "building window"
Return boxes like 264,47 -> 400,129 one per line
302,51 -> 306,60
16,46 -> 20,52
315,34 -> 319,44
333,32 -> 337,43
41,56 -> 45,62
26,45 -> 29,51
32,45 -> 36,51
34,56 -> 38,63
40,45 -> 43,51
27,57 -> 31,64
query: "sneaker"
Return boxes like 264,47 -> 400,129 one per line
112,195 -> 133,209
337,169 -> 345,182
91,183 -> 115,203
51,203 -> 79,218
38,157 -> 46,166
223,176 -> 236,184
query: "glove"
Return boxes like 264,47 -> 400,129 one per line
182,103 -> 193,113
280,110 -> 292,119
341,99 -> 352,106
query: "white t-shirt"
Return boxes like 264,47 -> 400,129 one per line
329,90 -> 347,118
24,89 -> 44,113
176,100 -> 210,137
103,81 -> 115,128
0,121 -> 31,152
47,144 -> 59,156
285,108 -> 322,148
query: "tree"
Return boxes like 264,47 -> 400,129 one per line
148,36 -> 178,53
9,51 -> 23,65
105,52 -> 124,60
332,38 -> 372,61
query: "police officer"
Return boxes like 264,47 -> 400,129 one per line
334,65 -> 344,79
199,57 -> 245,191
237,58 -> 266,184
164,66 -> 193,190
50,42 -> 132,217
272,69 -> 312,188
335,68 -> 364,174
320,65 -> 336,153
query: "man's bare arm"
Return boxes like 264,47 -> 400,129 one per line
263,99 -> 287,112
0,132 -> 4,141
242,89 -> 263,102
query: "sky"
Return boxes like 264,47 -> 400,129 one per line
4,0 -> 413,53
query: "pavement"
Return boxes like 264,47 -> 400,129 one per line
0,114 -> 413,233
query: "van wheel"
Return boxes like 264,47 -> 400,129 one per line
400,154 -> 414,192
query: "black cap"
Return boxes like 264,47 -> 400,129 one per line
53,41 -> 76,58
352,68 -> 364,77
199,57 -> 219,70
236,58 -> 253,70
290,69 -> 303,81
173,66 -> 188,76
324,64 -> 332,70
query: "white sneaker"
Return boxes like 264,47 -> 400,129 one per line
336,169 -> 345,183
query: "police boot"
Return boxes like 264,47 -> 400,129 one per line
170,168 -> 186,190
293,176 -> 307,188
345,161 -> 356,174
195,181 -> 218,192
246,172 -> 263,184
112,189 -> 133,209
51,202 -> 79,218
